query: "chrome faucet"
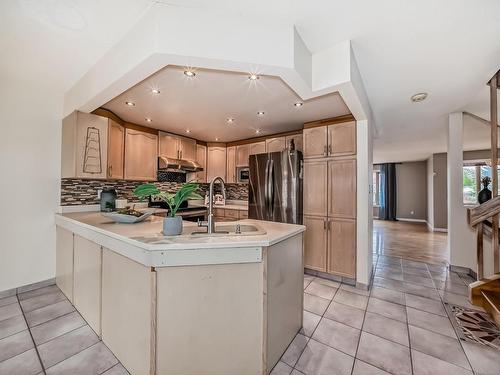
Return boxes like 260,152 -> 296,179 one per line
198,176 -> 226,234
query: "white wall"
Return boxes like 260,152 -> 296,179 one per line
0,75 -> 62,291
447,112 -> 476,271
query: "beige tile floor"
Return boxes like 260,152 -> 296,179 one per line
271,254 -> 499,375
0,255 -> 498,375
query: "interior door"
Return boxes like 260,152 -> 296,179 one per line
328,159 -> 356,218
303,216 -> 327,272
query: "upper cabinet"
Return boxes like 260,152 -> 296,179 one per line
124,128 -> 158,181
249,141 -> 266,155
194,144 -> 207,183
207,146 -> 226,182
303,120 -> 356,159
226,146 -> 236,183
62,111 -> 124,180
236,144 -> 250,167
286,134 -> 303,152
265,137 -> 286,153
159,131 -> 197,160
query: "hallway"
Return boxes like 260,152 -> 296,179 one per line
373,220 -> 449,265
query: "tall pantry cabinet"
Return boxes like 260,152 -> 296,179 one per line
302,119 -> 357,279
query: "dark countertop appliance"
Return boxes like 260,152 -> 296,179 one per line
100,188 -> 117,212
248,149 -> 303,224
149,196 -> 207,222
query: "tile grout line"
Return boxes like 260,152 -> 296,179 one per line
16,296 -> 47,375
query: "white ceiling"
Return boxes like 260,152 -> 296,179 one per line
3,0 -> 500,160
102,66 -> 350,142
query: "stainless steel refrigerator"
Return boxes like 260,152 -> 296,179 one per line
248,149 -> 303,224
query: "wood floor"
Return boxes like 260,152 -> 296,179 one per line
373,220 -> 449,265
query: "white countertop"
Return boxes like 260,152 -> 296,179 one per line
55,212 -> 304,267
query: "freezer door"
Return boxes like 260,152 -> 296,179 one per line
271,150 -> 303,224
248,153 -> 269,220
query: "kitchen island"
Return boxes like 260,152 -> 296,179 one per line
55,212 -> 305,375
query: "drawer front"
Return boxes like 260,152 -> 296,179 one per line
213,208 -> 225,217
238,211 -> 248,219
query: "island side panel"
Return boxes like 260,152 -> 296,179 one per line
56,226 -> 74,302
156,261 -> 265,375
265,234 -> 304,373
101,248 -> 154,375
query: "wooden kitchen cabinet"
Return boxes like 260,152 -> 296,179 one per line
73,235 -> 102,335
56,226 -> 74,302
226,146 -> 236,183
266,137 -> 286,153
303,126 -> 327,159
107,119 -> 124,179
249,141 -> 266,155
236,144 -> 250,167
328,159 -> 356,219
159,132 -> 197,160
195,144 -> 207,183
124,128 -> 158,181
303,160 -> 328,217
207,146 -> 226,182
328,121 -> 356,156
328,218 -> 356,278
303,216 -> 327,272
62,111 -> 125,180
159,132 -> 179,159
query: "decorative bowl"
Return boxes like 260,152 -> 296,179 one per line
101,210 -> 154,224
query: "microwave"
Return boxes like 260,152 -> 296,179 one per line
237,167 -> 249,183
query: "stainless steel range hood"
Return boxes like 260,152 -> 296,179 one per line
158,156 -> 203,172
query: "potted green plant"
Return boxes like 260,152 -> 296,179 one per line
133,182 -> 202,235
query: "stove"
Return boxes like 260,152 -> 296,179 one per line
148,197 -> 207,222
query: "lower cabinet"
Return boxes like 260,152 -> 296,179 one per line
56,227 -> 74,302
73,235 -> 102,336
101,249 -> 154,375
303,216 -> 356,278
303,216 -> 327,272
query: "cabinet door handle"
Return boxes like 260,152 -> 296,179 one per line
323,145 -> 327,156
327,220 -> 331,231
108,165 -> 112,177
323,219 -> 327,230
328,145 -> 332,155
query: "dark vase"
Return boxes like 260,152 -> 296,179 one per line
478,185 -> 492,204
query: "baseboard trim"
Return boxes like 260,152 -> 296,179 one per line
0,278 -> 56,299
426,222 -> 448,233
396,217 -> 427,223
450,264 -> 477,279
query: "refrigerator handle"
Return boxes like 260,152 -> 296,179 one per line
269,159 -> 275,218
264,158 -> 270,216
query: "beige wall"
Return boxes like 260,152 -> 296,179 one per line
396,162 -> 427,221
0,75 -> 61,291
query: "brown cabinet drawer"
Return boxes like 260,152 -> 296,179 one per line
213,208 -> 225,218
238,211 -> 248,219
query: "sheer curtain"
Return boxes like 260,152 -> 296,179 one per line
379,163 -> 397,221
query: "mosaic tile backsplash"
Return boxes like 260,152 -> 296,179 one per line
61,178 -> 249,206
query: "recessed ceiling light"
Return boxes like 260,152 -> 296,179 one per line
151,89 -> 160,94
294,102 -> 303,107
256,129 -> 261,134
186,129 -> 191,133
145,118 -> 152,123
215,137 -> 219,141
257,111 -> 265,116
125,101 -> 135,106
411,92 -> 428,102
226,118 -> 235,124
248,74 -> 259,81
184,70 -> 196,77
